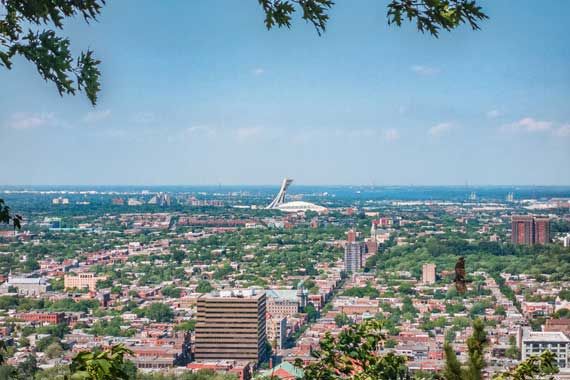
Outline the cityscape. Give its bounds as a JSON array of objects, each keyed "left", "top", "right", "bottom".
[
  {"left": 0, "top": 182, "right": 569, "bottom": 379},
  {"left": 1, "top": 0, "right": 570, "bottom": 379}
]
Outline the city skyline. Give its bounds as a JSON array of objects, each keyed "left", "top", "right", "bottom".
[{"left": 1, "top": 0, "right": 569, "bottom": 186}]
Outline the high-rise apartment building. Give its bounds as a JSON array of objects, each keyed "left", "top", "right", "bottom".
[
  {"left": 511, "top": 215, "right": 550, "bottom": 245},
  {"left": 533, "top": 217, "right": 551, "bottom": 245},
  {"left": 195, "top": 290, "right": 267, "bottom": 363},
  {"left": 422, "top": 263, "right": 436, "bottom": 284},
  {"left": 266, "top": 316, "right": 287, "bottom": 350},
  {"left": 344, "top": 242, "right": 365, "bottom": 273},
  {"left": 512, "top": 215, "right": 534, "bottom": 245}
]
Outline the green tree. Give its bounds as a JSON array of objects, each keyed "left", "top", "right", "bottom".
[
  {"left": 334, "top": 312, "right": 350, "bottom": 327},
  {"left": 17, "top": 354, "right": 39, "bottom": 379},
  {"left": 36, "top": 336, "right": 60, "bottom": 352},
  {"left": 495, "top": 305, "right": 506, "bottom": 316},
  {"left": 443, "top": 342, "right": 462, "bottom": 380},
  {"left": 196, "top": 280, "right": 214, "bottom": 294},
  {"left": 0, "top": 0, "right": 104, "bottom": 105},
  {"left": 260, "top": 0, "right": 487, "bottom": 37},
  {"left": 492, "top": 350, "right": 558, "bottom": 380},
  {"left": 304, "top": 303, "right": 318, "bottom": 322},
  {"left": 174, "top": 320, "right": 196, "bottom": 332},
  {"left": 297, "top": 319, "right": 409, "bottom": 379},
  {"left": 443, "top": 319, "right": 488, "bottom": 380},
  {"left": 0, "top": 365, "right": 17, "bottom": 379},
  {"left": 553, "top": 308, "right": 570, "bottom": 319},
  {"left": 34, "top": 365, "right": 70, "bottom": 380},
  {"left": 67, "top": 344, "right": 133, "bottom": 380},
  {"left": 0, "top": 340, "right": 7, "bottom": 365},
  {"left": 466, "top": 318, "right": 487, "bottom": 380},
  {"left": 161, "top": 285, "right": 182, "bottom": 298},
  {"left": 0, "top": 199, "right": 22, "bottom": 230},
  {"left": 45, "top": 342, "right": 64, "bottom": 359},
  {"left": 505, "top": 335, "right": 520, "bottom": 360},
  {"left": 142, "top": 303, "right": 174, "bottom": 323}
]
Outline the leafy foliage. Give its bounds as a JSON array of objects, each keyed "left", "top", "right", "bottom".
[
  {"left": 0, "top": 0, "right": 104, "bottom": 105},
  {"left": 442, "top": 319, "right": 556, "bottom": 380},
  {"left": 196, "top": 280, "right": 214, "bottom": 294},
  {"left": 140, "top": 302, "right": 174, "bottom": 323},
  {"left": 387, "top": 0, "right": 488, "bottom": 37},
  {"left": 258, "top": 0, "right": 486, "bottom": 37},
  {"left": 297, "top": 319, "right": 410, "bottom": 379},
  {"left": 492, "top": 351, "right": 558, "bottom": 380},
  {"left": 0, "top": 340, "right": 7, "bottom": 365},
  {"left": 258, "top": 0, "right": 334, "bottom": 36},
  {"left": 334, "top": 312, "right": 351, "bottom": 327},
  {"left": 442, "top": 319, "right": 488, "bottom": 380},
  {"left": 443, "top": 342, "right": 462, "bottom": 380},
  {"left": 342, "top": 283, "right": 380, "bottom": 298},
  {"left": 68, "top": 344, "right": 133, "bottom": 380},
  {"left": 465, "top": 318, "right": 487, "bottom": 380}
]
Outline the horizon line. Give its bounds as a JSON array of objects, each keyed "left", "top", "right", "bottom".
[{"left": 1, "top": 184, "right": 570, "bottom": 188}]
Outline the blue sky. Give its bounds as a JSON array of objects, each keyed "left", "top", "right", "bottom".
[{"left": 1, "top": 0, "right": 569, "bottom": 186}]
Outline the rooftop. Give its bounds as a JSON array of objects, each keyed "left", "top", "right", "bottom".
[{"left": 522, "top": 329, "right": 570, "bottom": 343}]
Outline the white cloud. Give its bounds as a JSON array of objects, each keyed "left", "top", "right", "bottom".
[
  {"left": 185, "top": 125, "right": 217, "bottom": 137},
  {"left": 83, "top": 109, "right": 111, "bottom": 123},
  {"left": 235, "top": 127, "right": 263, "bottom": 141},
  {"left": 553, "top": 124, "right": 570, "bottom": 137},
  {"left": 429, "top": 122, "right": 454, "bottom": 136},
  {"left": 486, "top": 109, "right": 502, "bottom": 119},
  {"left": 383, "top": 129, "right": 400, "bottom": 142},
  {"left": 502, "top": 117, "right": 552, "bottom": 133},
  {"left": 131, "top": 112, "right": 156, "bottom": 124},
  {"left": 410, "top": 65, "right": 440, "bottom": 76},
  {"left": 6, "top": 112, "right": 56, "bottom": 129},
  {"left": 95, "top": 129, "right": 127, "bottom": 138},
  {"left": 251, "top": 68, "right": 265, "bottom": 76}
]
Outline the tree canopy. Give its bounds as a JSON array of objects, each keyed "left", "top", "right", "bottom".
[
  {"left": 0, "top": 0, "right": 104, "bottom": 105},
  {"left": 0, "top": 199, "right": 22, "bottom": 230},
  {"left": 260, "top": 0, "right": 487, "bottom": 37},
  {"left": 293, "top": 318, "right": 558, "bottom": 380}
]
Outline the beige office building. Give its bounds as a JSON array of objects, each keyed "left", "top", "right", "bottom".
[
  {"left": 64, "top": 273, "right": 106, "bottom": 291},
  {"left": 195, "top": 290, "right": 267, "bottom": 362}
]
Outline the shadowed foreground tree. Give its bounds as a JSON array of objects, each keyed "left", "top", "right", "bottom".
[
  {"left": 292, "top": 318, "right": 558, "bottom": 380},
  {"left": 55, "top": 320, "right": 558, "bottom": 380},
  {"left": 1, "top": 0, "right": 488, "bottom": 106},
  {"left": 295, "top": 319, "right": 410, "bottom": 379},
  {"left": 66, "top": 344, "right": 133, "bottom": 380},
  {"left": 492, "top": 351, "right": 558, "bottom": 380},
  {"left": 442, "top": 318, "right": 488, "bottom": 380},
  {"left": 0, "top": 199, "right": 22, "bottom": 230},
  {"left": 443, "top": 319, "right": 559, "bottom": 380}
]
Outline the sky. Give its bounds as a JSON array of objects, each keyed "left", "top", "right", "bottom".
[{"left": 1, "top": 0, "right": 569, "bottom": 186}]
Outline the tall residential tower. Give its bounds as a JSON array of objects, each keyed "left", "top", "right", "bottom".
[{"left": 511, "top": 215, "right": 550, "bottom": 245}]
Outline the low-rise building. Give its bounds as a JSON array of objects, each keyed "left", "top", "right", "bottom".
[
  {"left": 521, "top": 328, "right": 570, "bottom": 369},
  {"left": 64, "top": 273, "right": 107, "bottom": 292},
  {"left": 0, "top": 275, "right": 49, "bottom": 296}
]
